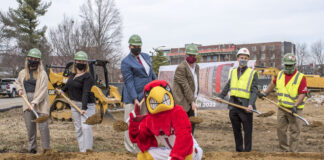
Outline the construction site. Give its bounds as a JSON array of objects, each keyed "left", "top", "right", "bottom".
[
  {"left": 0, "top": 92, "right": 323, "bottom": 159},
  {"left": 1, "top": 0, "right": 324, "bottom": 160}
]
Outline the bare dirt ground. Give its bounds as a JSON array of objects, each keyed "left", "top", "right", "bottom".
[{"left": 0, "top": 94, "right": 324, "bottom": 160}]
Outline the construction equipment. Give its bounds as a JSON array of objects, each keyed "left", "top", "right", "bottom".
[
  {"left": 57, "top": 90, "right": 101, "bottom": 125},
  {"left": 210, "top": 97, "right": 262, "bottom": 115},
  {"left": 47, "top": 60, "right": 122, "bottom": 122},
  {"left": 263, "top": 97, "right": 309, "bottom": 125},
  {"left": 21, "top": 95, "right": 49, "bottom": 123}
]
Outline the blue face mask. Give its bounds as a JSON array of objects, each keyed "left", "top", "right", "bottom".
[{"left": 239, "top": 59, "right": 247, "bottom": 67}]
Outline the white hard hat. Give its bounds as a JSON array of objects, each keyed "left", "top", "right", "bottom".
[{"left": 237, "top": 48, "right": 250, "bottom": 57}]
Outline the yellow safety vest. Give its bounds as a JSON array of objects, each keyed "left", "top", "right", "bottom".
[
  {"left": 230, "top": 68, "right": 256, "bottom": 99},
  {"left": 276, "top": 71, "right": 306, "bottom": 109}
]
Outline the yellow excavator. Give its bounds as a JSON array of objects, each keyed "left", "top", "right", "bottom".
[{"left": 47, "top": 60, "right": 122, "bottom": 121}]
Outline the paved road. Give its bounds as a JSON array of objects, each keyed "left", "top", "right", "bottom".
[{"left": 0, "top": 96, "right": 23, "bottom": 110}]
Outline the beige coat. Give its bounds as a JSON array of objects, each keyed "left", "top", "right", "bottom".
[
  {"left": 14, "top": 67, "right": 50, "bottom": 115},
  {"left": 172, "top": 61, "right": 200, "bottom": 112}
]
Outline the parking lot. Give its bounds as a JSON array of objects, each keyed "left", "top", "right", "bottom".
[{"left": 0, "top": 96, "right": 22, "bottom": 111}]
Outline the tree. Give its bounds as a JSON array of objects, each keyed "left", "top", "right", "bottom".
[
  {"left": 80, "top": 0, "right": 122, "bottom": 61},
  {"left": 295, "top": 43, "right": 307, "bottom": 72},
  {"left": 0, "top": 0, "right": 51, "bottom": 64},
  {"left": 49, "top": 17, "right": 90, "bottom": 65},
  {"left": 152, "top": 49, "right": 169, "bottom": 77},
  {"left": 311, "top": 40, "right": 324, "bottom": 75}
]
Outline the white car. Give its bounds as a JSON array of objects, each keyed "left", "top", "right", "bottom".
[{"left": 0, "top": 78, "right": 17, "bottom": 98}]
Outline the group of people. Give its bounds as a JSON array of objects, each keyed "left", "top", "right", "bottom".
[
  {"left": 14, "top": 34, "right": 307, "bottom": 159},
  {"left": 15, "top": 49, "right": 96, "bottom": 153}
]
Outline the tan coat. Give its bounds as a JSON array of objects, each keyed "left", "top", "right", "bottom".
[
  {"left": 14, "top": 67, "right": 50, "bottom": 115},
  {"left": 172, "top": 61, "right": 200, "bottom": 112}
]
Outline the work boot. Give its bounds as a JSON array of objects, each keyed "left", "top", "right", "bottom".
[{"left": 29, "top": 149, "right": 37, "bottom": 154}]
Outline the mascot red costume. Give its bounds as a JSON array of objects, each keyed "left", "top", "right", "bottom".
[{"left": 128, "top": 80, "right": 202, "bottom": 160}]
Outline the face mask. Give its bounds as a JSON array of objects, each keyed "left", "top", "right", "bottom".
[
  {"left": 28, "top": 60, "right": 40, "bottom": 68},
  {"left": 284, "top": 65, "right": 295, "bottom": 75},
  {"left": 239, "top": 59, "right": 248, "bottom": 67},
  {"left": 131, "top": 48, "right": 141, "bottom": 56},
  {"left": 186, "top": 56, "right": 197, "bottom": 64},
  {"left": 76, "top": 63, "right": 86, "bottom": 70}
]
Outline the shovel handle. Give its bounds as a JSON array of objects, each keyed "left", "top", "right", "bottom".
[
  {"left": 56, "top": 89, "right": 84, "bottom": 115},
  {"left": 21, "top": 95, "right": 39, "bottom": 118},
  {"left": 263, "top": 97, "right": 309, "bottom": 125},
  {"left": 210, "top": 97, "right": 261, "bottom": 114}
]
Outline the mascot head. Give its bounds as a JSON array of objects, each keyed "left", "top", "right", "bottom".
[{"left": 143, "top": 80, "right": 175, "bottom": 114}]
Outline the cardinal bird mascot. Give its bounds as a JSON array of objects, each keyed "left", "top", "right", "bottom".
[{"left": 128, "top": 80, "right": 203, "bottom": 160}]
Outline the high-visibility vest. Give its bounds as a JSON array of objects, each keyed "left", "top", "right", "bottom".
[
  {"left": 230, "top": 68, "right": 256, "bottom": 99},
  {"left": 276, "top": 71, "right": 306, "bottom": 109}
]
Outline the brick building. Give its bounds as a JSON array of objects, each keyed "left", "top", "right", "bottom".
[{"left": 164, "top": 41, "right": 295, "bottom": 69}]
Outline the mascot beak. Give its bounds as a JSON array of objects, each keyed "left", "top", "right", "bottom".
[{"left": 146, "top": 86, "right": 174, "bottom": 114}]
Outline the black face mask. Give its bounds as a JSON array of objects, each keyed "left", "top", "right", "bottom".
[
  {"left": 131, "top": 48, "right": 141, "bottom": 56},
  {"left": 76, "top": 63, "right": 86, "bottom": 70},
  {"left": 28, "top": 60, "right": 40, "bottom": 68}
]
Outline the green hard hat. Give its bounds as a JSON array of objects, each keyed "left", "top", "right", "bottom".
[
  {"left": 283, "top": 53, "right": 296, "bottom": 65},
  {"left": 185, "top": 44, "right": 199, "bottom": 55},
  {"left": 128, "top": 34, "right": 142, "bottom": 46},
  {"left": 74, "top": 51, "right": 88, "bottom": 61},
  {"left": 27, "top": 48, "right": 42, "bottom": 59}
]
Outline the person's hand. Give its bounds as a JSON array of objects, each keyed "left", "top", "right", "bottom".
[
  {"left": 215, "top": 97, "right": 222, "bottom": 103},
  {"left": 18, "top": 89, "right": 23, "bottom": 96},
  {"left": 257, "top": 92, "right": 267, "bottom": 99},
  {"left": 56, "top": 89, "right": 63, "bottom": 96},
  {"left": 192, "top": 102, "right": 198, "bottom": 110},
  {"left": 81, "top": 110, "right": 86, "bottom": 115},
  {"left": 29, "top": 103, "right": 35, "bottom": 110},
  {"left": 246, "top": 105, "right": 253, "bottom": 113},
  {"left": 291, "top": 106, "right": 297, "bottom": 115}
]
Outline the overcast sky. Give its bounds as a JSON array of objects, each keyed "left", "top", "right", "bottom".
[{"left": 1, "top": 0, "right": 323, "bottom": 55}]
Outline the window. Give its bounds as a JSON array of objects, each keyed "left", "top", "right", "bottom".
[
  {"left": 207, "top": 56, "right": 211, "bottom": 62},
  {"left": 261, "top": 62, "right": 265, "bottom": 67},
  {"left": 252, "top": 46, "right": 257, "bottom": 51},
  {"left": 252, "top": 55, "right": 257, "bottom": 60},
  {"left": 270, "top": 62, "right": 275, "bottom": 67},
  {"left": 207, "top": 48, "right": 211, "bottom": 50},
  {"left": 199, "top": 48, "right": 203, "bottom": 51},
  {"left": 213, "top": 56, "right": 217, "bottom": 61},
  {"left": 269, "top": 45, "right": 275, "bottom": 51},
  {"left": 261, "top": 54, "right": 265, "bottom": 59},
  {"left": 271, "top": 54, "right": 275, "bottom": 59},
  {"left": 261, "top": 46, "right": 266, "bottom": 51}
]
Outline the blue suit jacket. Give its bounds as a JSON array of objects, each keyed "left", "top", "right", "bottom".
[{"left": 121, "top": 52, "right": 156, "bottom": 103}]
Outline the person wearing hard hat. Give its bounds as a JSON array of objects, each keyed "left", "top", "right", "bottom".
[
  {"left": 14, "top": 48, "right": 50, "bottom": 154},
  {"left": 258, "top": 53, "right": 307, "bottom": 152},
  {"left": 172, "top": 43, "right": 200, "bottom": 135},
  {"left": 215, "top": 48, "right": 259, "bottom": 152},
  {"left": 121, "top": 34, "right": 156, "bottom": 153},
  {"left": 57, "top": 51, "right": 96, "bottom": 152}
]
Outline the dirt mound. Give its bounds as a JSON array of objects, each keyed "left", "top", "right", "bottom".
[
  {"left": 190, "top": 116, "right": 203, "bottom": 124},
  {"left": 204, "top": 152, "right": 324, "bottom": 160},
  {"left": 257, "top": 110, "right": 275, "bottom": 117},
  {"left": 308, "top": 121, "right": 323, "bottom": 128},
  {"left": 1, "top": 152, "right": 324, "bottom": 160},
  {"left": 85, "top": 113, "right": 101, "bottom": 125},
  {"left": 113, "top": 120, "right": 128, "bottom": 132}
]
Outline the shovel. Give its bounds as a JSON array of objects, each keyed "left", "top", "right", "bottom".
[
  {"left": 189, "top": 108, "right": 203, "bottom": 124},
  {"left": 263, "top": 97, "right": 309, "bottom": 125},
  {"left": 57, "top": 89, "right": 101, "bottom": 125},
  {"left": 210, "top": 97, "right": 263, "bottom": 115},
  {"left": 113, "top": 99, "right": 145, "bottom": 132},
  {"left": 21, "top": 95, "right": 49, "bottom": 123}
]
